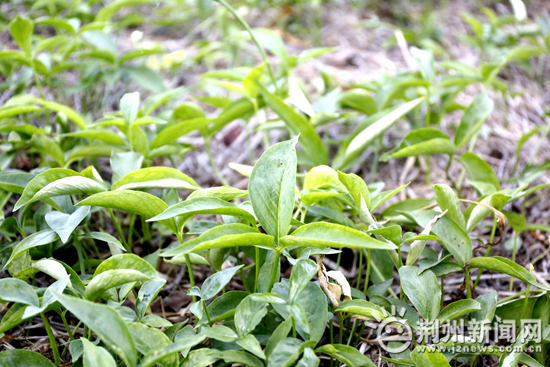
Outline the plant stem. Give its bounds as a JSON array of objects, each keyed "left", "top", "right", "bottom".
[
  {"left": 41, "top": 313, "right": 60, "bottom": 367},
  {"left": 363, "top": 249, "right": 371, "bottom": 294},
  {"left": 356, "top": 250, "right": 363, "bottom": 290},
  {"left": 203, "top": 301, "right": 212, "bottom": 326},
  {"left": 338, "top": 313, "right": 344, "bottom": 344},
  {"left": 108, "top": 208, "right": 129, "bottom": 251},
  {"left": 177, "top": 233, "right": 197, "bottom": 302},
  {"left": 510, "top": 231, "right": 518, "bottom": 292},
  {"left": 292, "top": 317, "right": 297, "bottom": 338},
  {"left": 254, "top": 247, "right": 260, "bottom": 293},
  {"left": 214, "top": 0, "right": 279, "bottom": 94},
  {"left": 464, "top": 268, "right": 472, "bottom": 299},
  {"left": 473, "top": 217, "right": 498, "bottom": 288},
  {"left": 267, "top": 251, "right": 281, "bottom": 292},
  {"left": 58, "top": 310, "right": 74, "bottom": 341},
  {"left": 204, "top": 138, "right": 229, "bottom": 185}
]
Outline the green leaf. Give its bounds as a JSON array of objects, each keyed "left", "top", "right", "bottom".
[
  {"left": 436, "top": 299, "right": 481, "bottom": 324},
  {"left": 502, "top": 210, "right": 526, "bottom": 232},
  {"left": 454, "top": 93, "right": 494, "bottom": 148},
  {"left": 128, "top": 125, "right": 149, "bottom": 157},
  {"left": 335, "top": 300, "right": 387, "bottom": 321},
  {"left": 370, "top": 184, "right": 409, "bottom": 211},
  {"left": 315, "top": 344, "right": 376, "bottom": 367},
  {"left": 206, "top": 291, "right": 249, "bottom": 323},
  {"left": 266, "top": 318, "right": 293, "bottom": 357},
  {"left": 9, "top": 16, "right": 33, "bottom": 56},
  {"left": 272, "top": 280, "right": 328, "bottom": 342},
  {"left": 337, "top": 97, "right": 425, "bottom": 169},
  {"left": 0, "top": 278, "right": 39, "bottom": 307},
  {"left": 149, "top": 117, "right": 211, "bottom": 149},
  {"left": 161, "top": 224, "right": 274, "bottom": 258},
  {"left": 460, "top": 152, "right": 500, "bottom": 191},
  {"left": 0, "top": 350, "right": 55, "bottom": 367},
  {"left": 433, "top": 184, "right": 466, "bottom": 229},
  {"left": 136, "top": 279, "right": 166, "bottom": 320},
  {"left": 200, "top": 265, "right": 244, "bottom": 300},
  {"left": 0, "top": 171, "right": 35, "bottom": 194},
  {"left": 85, "top": 269, "right": 150, "bottom": 300},
  {"left": 249, "top": 138, "right": 298, "bottom": 244},
  {"left": 126, "top": 323, "right": 177, "bottom": 367},
  {"left": 187, "top": 186, "right": 248, "bottom": 201},
  {"left": 112, "top": 167, "right": 200, "bottom": 191},
  {"left": 237, "top": 334, "right": 265, "bottom": 360},
  {"left": 296, "top": 348, "right": 320, "bottom": 367},
  {"left": 288, "top": 259, "right": 318, "bottom": 303},
  {"left": 51, "top": 290, "right": 137, "bottom": 367},
  {"left": 268, "top": 338, "right": 316, "bottom": 367},
  {"left": 94, "top": 254, "right": 158, "bottom": 278},
  {"left": 62, "top": 130, "right": 125, "bottom": 145},
  {"left": 258, "top": 84, "right": 327, "bottom": 165},
  {"left": 402, "top": 210, "right": 472, "bottom": 266},
  {"left": 381, "top": 128, "right": 456, "bottom": 161},
  {"left": 81, "top": 338, "right": 117, "bottom": 367},
  {"left": 337, "top": 171, "right": 370, "bottom": 210},
  {"left": 139, "top": 331, "right": 206, "bottom": 367},
  {"left": 5, "top": 229, "right": 58, "bottom": 267},
  {"left": 30, "top": 134, "right": 65, "bottom": 166},
  {"left": 410, "top": 47, "right": 435, "bottom": 82},
  {"left": 234, "top": 295, "right": 268, "bottom": 338},
  {"left": 77, "top": 190, "right": 177, "bottom": 233},
  {"left": 45, "top": 206, "right": 90, "bottom": 243},
  {"left": 410, "top": 347, "right": 451, "bottom": 367},
  {"left": 506, "top": 46, "right": 546, "bottom": 63},
  {"left": 85, "top": 232, "right": 126, "bottom": 253},
  {"left": 399, "top": 266, "right": 441, "bottom": 321},
  {"left": 280, "top": 222, "right": 397, "bottom": 250},
  {"left": 469, "top": 257, "right": 550, "bottom": 291},
  {"left": 339, "top": 89, "right": 377, "bottom": 115},
  {"left": 14, "top": 169, "right": 106, "bottom": 211},
  {"left": 39, "top": 100, "right": 87, "bottom": 129},
  {"left": 148, "top": 197, "right": 256, "bottom": 227},
  {"left": 121, "top": 92, "right": 140, "bottom": 124},
  {"left": 200, "top": 324, "right": 238, "bottom": 342}
]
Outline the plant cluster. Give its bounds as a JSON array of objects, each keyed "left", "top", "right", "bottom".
[{"left": 0, "top": 0, "right": 549, "bottom": 366}]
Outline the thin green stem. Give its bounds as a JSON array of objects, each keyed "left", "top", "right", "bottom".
[
  {"left": 254, "top": 247, "right": 260, "bottom": 293},
  {"left": 473, "top": 216, "right": 498, "bottom": 288},
  {"left": 356, "top": 250, "right": 363, "bottom": 290},
  {"left": 363, "top": 249, "right": 371, "bottom": 294},
  {"left": 57, "top": 310, "right": 74, "bottom": 341},
  {"left": 108, "top": 208, "right": 128, "bottom": 251},
  {"left": 177, "top": 233, "right": 196, "bottom": 302},
  {"left": 465, "top": 269, "right": 472, "bottom": 299},
  {"left": 338, "top": 313, "right": 344, "bottom": 344},
  {"left": 214, "top": 0, "right": 279, "bottom": 94},
  {"left": 203, "top": 301, "right": 212, "bottom": 326},
  {"left": 41, "top": 313, "right": 60, "bottom": 367},
  {"left": 267, "top": 251, "right": 281, "bottom": 292},
  {"left": 510, "top": 232, "right": 518, "bottom": 292},
  {"left": 204, "top": 138, "right": 228, "bottom": 185},
  {"left": 292, "top": 317, "right": 297, "bottom": 339}
]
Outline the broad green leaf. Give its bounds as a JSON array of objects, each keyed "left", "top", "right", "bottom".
[
  {"left": 266, "top": 318, "right": 294, "bottom": 357},
  {"left": 465, "top": 192, "right": 509, "bottom": 233},
  {"left": 66, "top": 146, "right": 122, "bottom": 166},
  {"left": 39, "top": 100, "right": 86, "bottom": 129},
  {"left": 460, "top": 152, "right": 500, "bottom": 191},
  {"left": 236, "top": 334, "right": 265, "bottom": 360},
  {"left": 258, "top": 84, "right": 327, "bottom": 165},
  {"left": 10, "top": 16, "right": 33, "bottom": 56},
  {"left": 14, "top": 169, "right": 106, "bottom": 211},
  {"left": 335, "top": 300, "right": 387, "bottom": 321},
  {"left": 162, "top": 224, "right": 274, "bottom": 258},
  {"left": 52, "top": 290, "right": 137, "bottom": 367},
  {"left": 62, "top": 130, "right": 125, "bottom": 145},
  {"left": 0, "top": 350, "right": 55, "bottom": 367},
  {"left": 272, "top": 279, "right": 328, "bottom": 342},
  {"left": 339, "top": 89, "right": 377, "bottom": 115},
  {"left": 242, "top": 62, "right": 265, "bottom": 97},
  {"left": 30, "top": 134, "right": 64, "bottom": 166},
  {"left": 0, "top": 171, "right": 35, "bottom": 194},
  {"left": 85, "top": 269, "right": 150, "bottom": 300},
  {"left": 77, "top": 190, "right": 176, "bottom": 233},
  {"left": 370, "top": 184, "right": 409, "bottom": 211},
  {"left": 126, "top": 323, "right": 177, "bottom": 367},
  {"left": 469, "top": 257, "right": 550, "bottom": 291},
  {"left": 433, "top": 184, "right": 465, "bottom": 229},
  {"left": 234, "top": 295, "right": 268, "bottom": 337},
  {"left": 288, "top": 259, "right": 318, "bottom": 303},
  {"left": 502, "top": 210, "right": 526, "bottom": 232},
  {"left": 268, "top": 338, "right": 316, "bottom": 367},
  {"left": 0, "top": 278, "right": 39, "bottom": 307},
  {"left": 506, "top": 46, "right": 546, "bottom": 63},
  {"left": 410, "top": 347, "right": 451, "bottom": 367},
  {"left": 200, "top": 265, "right": 244, "bottom": 300},
  {"left": 45, "top": 206, "right": 90, "bottom": 243},
  {"left": 149, "top": 117, "right": 211, "bottom": 149},
  {"left": 148, "top": 197, "right": 256, "bottom": 227},
  {"left": 337, "top": 171, "right": 370, "bottom": 209},
  {"left": 454, "top": 93, "right": 494, "bottom": 148},
  {"left": 112, "top": 167, "right": 199, "bottom": 191},
  {"left": 32, "top": 259, "right": 69, "bottom": 281},
  {"left": 5, "top": 229, "right": 58, "bottom": 267},
  {"left": 82, "top": 338, "right": 117, "bottom": 367},
  {"left": 249, "top": 138, "right": 298, "bottom": 244},
  {"left": 411, "top": 47, "right": 435, "bottom": 82},
  {"left": 128, "top": 125, "right": 149, "bottom": 156},
  {"left": 188, "top": 186, "right": 248, "bottom": 201},
  {"left": 304, "top": 165, "right": 345, "bottom": 191},
  {"left": 85, "top": 232, "right": 126, "bottom": 253},
  {"left": 399, "top": 266, "right": 441, "bottom": 321},
  {"left": 296, "top": 348, "right": 320, "bottom": 367},
  {"left": 280, "top": 222, "right": 397, "bottom": 250},
  {"left": 136, "top": 279, "right": 166, "bottom": 320},
  {"left": 472, "top": 290, "right": 498, "bottom": 323},
  {"left": 200, "top": 324, "right": 238, "bottom": 342},
  {"left": 121, "top": 92, "right": 140, "bottom": 124},
  {"left": 381, "top": 128, "right": 456, "bottom": 161},
  {"left": 300, "top": 190, "right": 342, "bottom": 208},
  {"left": 0, "top": 105, "right": 41, "bottom": 120},
  {"left": 206, "top": 291, "right": 249, "bottom": 323},
  {"left": 338, "top": 97, "right": 425, "bottom": 169},
  {"left": 94, "top": 254, "right": 158, "bottom": 278},
  {"left": 139, "top": 331, "right": 206, "bottom": 367},
  {"left": 402, "top": 210, "right": 472, "bottom": 266},
  {"left": 436, "top": 299, "right": 481, "bottom": 324},
  {"left": 315, "top": 344, "right": 376, "bottom": 367}
]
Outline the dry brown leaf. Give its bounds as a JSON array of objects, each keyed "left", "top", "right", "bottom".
[{"left": 317, "top": 255, "right": 352, "bottom": 307}]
